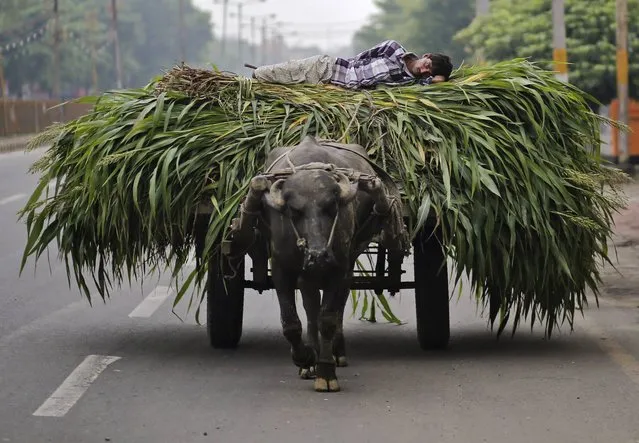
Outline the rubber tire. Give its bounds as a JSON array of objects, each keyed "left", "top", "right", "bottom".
[
  {"left": 207, "top": 254, "right": 245, "bottom": 349},
  {"left": 413, "top": 224, "right": 450, "bottom": 350}
]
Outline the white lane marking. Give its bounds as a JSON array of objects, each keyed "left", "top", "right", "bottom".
[
  {"left": 128, "top": 286, "right": 173, "bottom": 318},
  {"left": 33, "top": 355, "right": 121, "bottom": 417},
  {"left": 0, "top": 193, "right": 26, "bottom": 206}
]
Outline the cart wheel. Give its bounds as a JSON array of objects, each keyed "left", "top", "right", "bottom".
[
  {"left": 207, "top": 253, "right": 245, "bottom": 349},
  {"left": 413, "top": 224, "right": 450, "bottom": 350}
]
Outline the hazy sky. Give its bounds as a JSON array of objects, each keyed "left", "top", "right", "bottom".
[{"left": 192, "top": 0, "right": 378, "bottom": 50}]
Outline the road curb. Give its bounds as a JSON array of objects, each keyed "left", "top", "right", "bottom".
[{"left": 0, "top": 135, "right": 36, "bottom": 154}]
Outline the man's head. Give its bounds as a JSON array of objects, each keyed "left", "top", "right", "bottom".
[{"left": 408, "top": 53, "right": 453, "bottom": 80}]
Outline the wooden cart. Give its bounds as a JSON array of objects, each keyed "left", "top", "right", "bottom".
[{"left": 194, "top": 210, "right": 450, "bottom": 351}]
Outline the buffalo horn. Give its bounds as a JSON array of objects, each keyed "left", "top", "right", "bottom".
[{"left": 265, "top": 178, "right": 287, "bottom": 210}]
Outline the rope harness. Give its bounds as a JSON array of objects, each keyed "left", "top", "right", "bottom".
[
  {"left": 265, "top": 158, "right": 376, "bottom": 255},
  {"left": 286, "top": 204, "right": 340, "bottom": 253}
]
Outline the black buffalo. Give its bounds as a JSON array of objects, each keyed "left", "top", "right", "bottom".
[{"left": 233, "top": 136, "right": 407, "bottom": 392}]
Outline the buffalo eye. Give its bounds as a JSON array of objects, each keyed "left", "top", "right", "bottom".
[
  {"left": 320, "top": 197, "right": 338, "bottom": 216},
  {"left": 322, "top": 204, "right": 337, "bottom": 217}
]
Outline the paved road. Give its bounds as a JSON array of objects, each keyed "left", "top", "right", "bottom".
[{"left": 1, "top": 149, "right": 639, "bottom": 443}]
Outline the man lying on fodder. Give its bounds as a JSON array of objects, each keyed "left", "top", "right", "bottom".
[{"left": 249, "top": 40, "right": 453, "bottom": 89}]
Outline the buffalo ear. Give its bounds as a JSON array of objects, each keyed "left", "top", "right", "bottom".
[
  {"left": 264, "top": 178, "right": 286, "bottom": 211},
  {"left": 335, "top": 172, "right": 358, "bottom": 204}
]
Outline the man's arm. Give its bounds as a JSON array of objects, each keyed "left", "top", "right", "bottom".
[
  {"left": 351, "top": 40, "right": 405, "bottom": 62},
  {"left": 337, "top": 60, "right": 413, "bottom": 89}
]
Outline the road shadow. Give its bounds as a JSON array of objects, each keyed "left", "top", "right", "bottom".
[{"left": 107, "top": 320, "right": 599, "bottom": 366}]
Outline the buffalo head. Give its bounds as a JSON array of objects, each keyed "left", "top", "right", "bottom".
[{"left": 248, "top": 166, "right": 384, "bottom": 274}]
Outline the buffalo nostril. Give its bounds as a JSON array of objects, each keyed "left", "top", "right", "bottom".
[
  {"left": 303, "top": 249, "right": 326, "bottom": 270},
  {"left": 302, "top": 249, "right": 335, "bottom": 271},
  {"left": 306, "top": 256, "right": 316, "bottom": 267}
]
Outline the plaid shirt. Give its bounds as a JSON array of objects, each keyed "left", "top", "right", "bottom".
[{"left": 330, "top": 40, "right": 432, "bottom": 89}]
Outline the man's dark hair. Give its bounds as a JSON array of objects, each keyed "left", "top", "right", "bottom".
[{"left": 430, "top": 53, "right": 453, "bottom": 80}]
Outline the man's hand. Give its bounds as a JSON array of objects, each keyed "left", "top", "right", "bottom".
[{"left": 431, "top": 75, "right": 447, "bottom": 83}]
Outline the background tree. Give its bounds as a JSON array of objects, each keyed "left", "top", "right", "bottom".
[
  {"left": 352, "top": 0, "right": 474, "bottom": 69},
  {"left": 0, "top": 0, "right": 53, "bottom": 96},
  {"left": 0, "top": 0, "right": 214, "bottom": 97},
  {"left": 455, "top": 0, "right": 639, "bottom": 103},
  {"left": 126, "top": 0, "right": 214, "bottom": 87}
]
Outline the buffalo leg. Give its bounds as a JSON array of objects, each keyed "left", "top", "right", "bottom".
[
  {"left": 332, "top": 287, "right": 349, "bottom": 367},
  {"left": 272, "top": 265, "right": 316, "bottom": 372},
  {"left": 314, "top": 283, "right": 347, "bottom": 392},
  {"left": 299, "top": 280, "right": 321, "bottom": 379}
]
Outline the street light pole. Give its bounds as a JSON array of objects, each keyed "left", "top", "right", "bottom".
[
  {"left": 0, "top": 52, "right": 6, "bottom": 136},
  {"left": 0, "top": 53, "right": 5, "bottom": 99},
  {"left": 238, "top": 3, "right": 243, "bottom": 64},
  {"left": 250, "top": 16, "right": 256, "bottom": 63},
  {"left": 231, "top": 12, "right": 275, "bottom": 64},
  {"left": 110, "top": 0, "right": 123, "bottom": 89},
  {"left": 179, "top": 0, "right": 186, "bottom": 62},
  {"left": 271, "top": 29, "right": 281, "bottom": 61},
  {"left": 475, "top": 0, "right": 489, "bottom": 63},
  {"left": 616, "top": 0, "right": 630, "bottom": 166},
  {"left": 219, "top": 0, "right": 266, "bottom": 62},
  {"left": 88, "top": 10, "right": 99, "bottom": 94},
  {"left": 221, "top": 0, "right": 229, "bottom": 58},
  {"left": 53, "top": 0, "right": 61, "bottom": 98},
  {"left": 551, "top": 0, "right": 568, "bottom": 82},
  {"left": 261, "top": 17, "right": 267, "bottom": 65}
]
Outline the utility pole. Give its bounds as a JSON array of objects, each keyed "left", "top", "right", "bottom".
[
  {"left": 237, "top": 3, "right": 243, "bottom": 65},
  {"left": 53, "top": 0, "right": 61, "bottom": 99},
  {"left": 0, "top": 52, "right": 9, "bottom": 137},
  {"left": 250, "top": 16, "right": 256, "bottom": 63},
  {"left": 551, "top": 0, "right": 568, "bottom": 82},
  {"left": 271, "top": 30, "right": 281, "bottom": 62},
  {"left": 475, "top": 0, "right": 489, "bottom": 63},
  {"left": 261, "top": 17, "right": 267, "bottom": 65},
  {"left": 221, "top": 0, "right": 229, "bottom": 58},
  {"left": 110, "top": 0, "right": 123, "bottom": 89},
  {"left": 0, "top": 52, "right": 6, "bottom": 98},
  {"left": 0, "top": 52, "right": 7, "bottom": 137},
  {"left": 88, "top": 11, "right": 99, "bottom": 94},
  {"left": 179, "top": 0, "right": 186, "bottom": 62},
  {"left": 616, "top": 0, "right": 630, "bottom": 166}
]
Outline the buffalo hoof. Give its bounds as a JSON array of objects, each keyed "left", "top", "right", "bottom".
[
  {"left": 314, "top": 377, "right": 340, "bottom": 392},
  {"left": 299, "top": 366, "right": 316, "bottom": 380},
  {"left": 334, "top": 356, "right": 348, "bottom": 367},
  {"left": 314, "top": 362, "right": 339, "bottom": 392}
]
